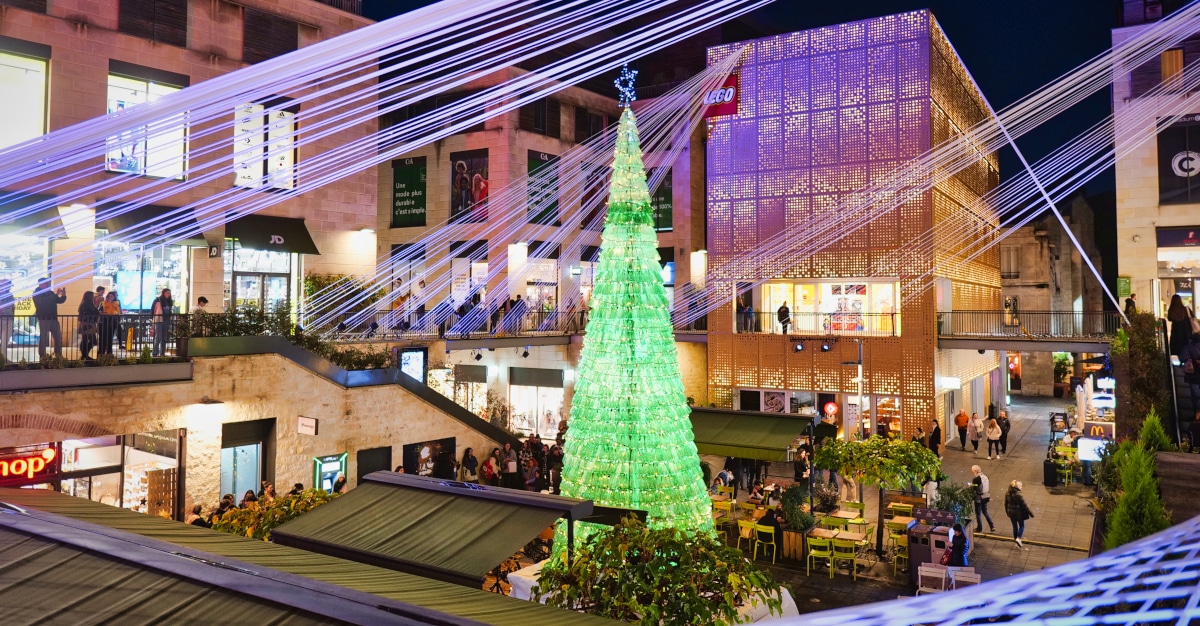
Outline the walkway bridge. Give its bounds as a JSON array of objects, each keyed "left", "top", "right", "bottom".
[{"left": 937, "top": 310, "right": 1121, "bottom": 353}]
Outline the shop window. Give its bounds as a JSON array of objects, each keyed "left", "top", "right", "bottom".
[
  {"left": 1162, "top": 48, "right": 1184, "bottom": 86},
  {"left": 94, "top": 238, "right": 190, "bottom": 312},
  {"left": 509, "top": 367, "right": 564, "bottom": 437},
  {"left": 519, "top": 98, "right": 560, "bottom": 138},
  {"left": 1000, "top": 246, "right": 1020, "bottom": 279},
  {"left": 389, "top": 243, "right": 426, "bottom": 313},
  {"left": 118, "top": 0, "right": 187, "bottom": 48},
  {"left": 0, "top": 48, "right": 47, "bottom": 150},
  {"left": 659, "top": 246, "right": 675, "bottom": 309},
  {"left": 233, "top": 99, "right": 298, "bottom": 190},
  {"left": 0, "top": 233, "right": 48, "bottom": 303},
  {"left": 106, "top": 70, "right": 188, "bottom": 179},
  {"left": 242, "top": 8, "right": 298, "bottom": 64},
  {"left": 756, "top": 279, "right": 901, "bottom": 336}
]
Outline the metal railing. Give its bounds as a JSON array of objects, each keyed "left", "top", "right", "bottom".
[
  {"left": 938, "top": 310, "right": 1121, "bottom": 340},
  {"left": 312, "top": 0, "right": 362, "bottom": 15},
  {"left": 0, "top": 314, "right": 182, "bottom": 364},
  {"left": 329, "top": 307, "right": 589, "bottom": 341},
  {"left": 733, "top": 312, "right": 901, "bottom": 337}
]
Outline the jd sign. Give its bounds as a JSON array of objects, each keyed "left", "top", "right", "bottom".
[{"left": 269, "top": 234, "right": 285, "bottom": 245}]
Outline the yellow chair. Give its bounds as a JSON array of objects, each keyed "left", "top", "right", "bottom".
[
  {"left": 717, "top": 485, "right": 736, "bottom": 498},
  {"left": 893, "top": 535, "right": 909, "bottom": 578},
  {"left": 753, "top": 524, "right": 778, "bottom": 564},
  {"left": 806, "top": 536, "right": 833, "bottom": 577},
  {"left": 856, "top": 525, "right": 877, "bottom": 565},
  {"left": 842, "top": 500, "right": 867, "bottom": 526},
  {"left": 820, "top": 516, "right": 850, "bottom": 530},
  {"left": 736, "top": 519, "right": 756, "bottom": 552},
  {"left": 832, "top": 539, "right": 860, "bottom": 580},
  {"left": 1056, "top": 459, "right": 1074, "bottom": 486},
  {"left": 739, "top": 501, "right": 758, "bottom": 519},
  {"left": 712, "top": 500, "right": 733, "bottom": 538},
  {"left": 889, "top": 503, "right": 914, "bottom": 518},
  {"left": 1055, "top": 446, "right": 1077, "bottom": 460}
]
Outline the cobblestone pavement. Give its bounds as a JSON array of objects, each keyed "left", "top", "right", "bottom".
[{"left": 710, "top": 396, "right": 1095, "bottom": 607}]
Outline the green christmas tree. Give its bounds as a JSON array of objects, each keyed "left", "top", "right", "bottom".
[{"left": 557, "top": 102, "right": 713, "bottom": 540}]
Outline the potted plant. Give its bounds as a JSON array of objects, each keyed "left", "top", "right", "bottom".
[{"left": 779, "top": 483, "right": 816, "bottom": 560}]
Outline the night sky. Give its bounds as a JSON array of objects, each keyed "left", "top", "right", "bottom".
[{"left": 365, "top": 0, "right": 1121, "bottom": 284}]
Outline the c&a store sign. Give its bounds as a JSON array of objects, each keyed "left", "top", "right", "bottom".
[{"left": 0, "top": 446, "right": 59, "bottom": 486}]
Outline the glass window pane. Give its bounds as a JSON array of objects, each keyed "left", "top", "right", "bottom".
[{"left": 0, "top": 52, "right": 47, "bottom": 149}]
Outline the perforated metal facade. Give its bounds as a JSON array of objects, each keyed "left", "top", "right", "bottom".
[{"left": 705, "top": 11, "right": 1000, "bottom": 435}]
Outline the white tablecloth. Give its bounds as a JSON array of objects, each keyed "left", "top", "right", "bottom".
[{"left": 508, "top": 560, "right": 799, "bottom": 621}]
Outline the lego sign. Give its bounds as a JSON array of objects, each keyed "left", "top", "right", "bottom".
[
  {"left": 703, "top": 74, "right": 739, "bottom": 117},
  {"left": 0, "top": 447, "right": 58, "bottom": 484}
]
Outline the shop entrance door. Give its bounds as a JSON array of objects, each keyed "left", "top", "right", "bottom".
[
  {"left": 233, "top": 272, "right": 290, "bottom": 311},
  {"left": 220, "top": 443, "right": 260, "bottom": 498}
]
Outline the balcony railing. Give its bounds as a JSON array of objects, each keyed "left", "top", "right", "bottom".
[
  {"left": 329, "top": 307, "right": 588, "bottom": 341},
  {"left": 734, "top": 312, "right": 901, "bottom": 337},
  {"left": 938, "top": 310, "right": 1122, "bottom": 340},
  {"left": 312, "top": 0, "right": 362, "bottom": 15},
  {"left": 1, "top": 313, "right": 182, "bottom": 364}
]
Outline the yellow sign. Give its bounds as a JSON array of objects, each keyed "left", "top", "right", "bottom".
[{"left": 13, "top": 298, "right": 33, "bottom": 316}]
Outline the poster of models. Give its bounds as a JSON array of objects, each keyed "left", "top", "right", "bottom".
[
  {"left": 580, "top": 162, "right": 610, "bottom": 231},
  {"left": 449, "top": 149, "right": 488, "bottom": 223},
  {"left": 402, "top": 437, "right": 456, "bottom": 478}
]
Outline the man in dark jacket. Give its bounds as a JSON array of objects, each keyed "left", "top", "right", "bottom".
[
  {"left": 32, "top": 278, "right": 66, "bottom": 359},
  {"left": 777, "top": 302, "right": 791, "bottom": 335},
  {"left": 997, "top": 411, "right": 1012, "bottom": 455}
]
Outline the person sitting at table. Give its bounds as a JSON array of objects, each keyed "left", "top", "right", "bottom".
[
  {"left": 1061, "top": 428, "right": 1080, "bottom": 448},
  {"left": 746, "top": 482, "right": 765, "bottom": 504},
  {"left": 758, "top": 505, "right": 784, "bottom": 549},
  {"left": 709, "top": 477, "right": 724, "bottom": 495}
]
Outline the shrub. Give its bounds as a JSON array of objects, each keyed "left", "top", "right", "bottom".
[
  {"left": 137, "top": 346, "right": 153, "bottom": 364},
  {"left": 211, "top": 488, "right": 338, "bottom": 541},
  {"left": 699, "top": 459, "right": 713, "bottom": 490},
  {"left": 780, "top": 484, "right": 815, "bottom": 531},
  {"left": 1103, "top": 444, "right": 1170, "bottom": 550},
  {"left": 533, "top": 516, "right": 782, "bottom": 625},
  {"left": 932, "top": 478, "right": 975, "bottom": 527},
  {"left": 1139, "top": 408, "right": 1174, "bottom": 452},
  {"left": 1053, "top": 352, "right": 1072, "bottom": 383},
  {"left": 811, "top": 478, "right": 840, "bottom": 514}
]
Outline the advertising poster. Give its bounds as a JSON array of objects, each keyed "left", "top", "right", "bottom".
[
  {"left": 580, "top": 162, "right": 610, "bottom": 231},
  {"left": 391, "top": 156, "right": 427, "bottom": 228},
  {"left": 1157, "top": 116, "right": 1200, "bottom": 205},
  {"left": 650, "top": 167, "right": 672, "bottom": 231},
  {"left": 399, "top": 347, "right": 427, "bottom": 384},
  {"left": 402, "top": 437, "right": 457, "bottom": 478},
  {"left": 527, "top": 150, "right": 559, "bottom": 225},
  {"left": 449, "top": 149, "right": 488, "bottom": 222}
]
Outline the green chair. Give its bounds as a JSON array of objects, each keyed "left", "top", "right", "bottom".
[
  {"left": 735, "top": 519, "right": 756, "bottom": 552},
  {"left": 893, "top": 534, "right": 909, "bottom": 578},
  {"left": 856, "top": 525, "right": 877, "bottom": 566},
  {"left": 842, "top": 500, "right": 868, "bottom": 526},
  {"left": 820, "top": 516, "right": 850, "bottom": 530},
  {"left": 889, "top": 502, "right": 914, "bottom": 518},
  {"left": 885, "top": 520, "right": 909, "bottom": 553},
  {"left": 712, "top": 500, "right": 734, "bottom": 540},
  {"left": 753, "top": 524, "right": 778, "bottom": 564},
  {"left": 832, "top": 539, "right": 860, "bottom": 580},
  {"left": 1056, "top": 459, "right": 1074, "bottom": 486},
  {"left": 806, "top": 537, "right": 833, "bottom": 577}
]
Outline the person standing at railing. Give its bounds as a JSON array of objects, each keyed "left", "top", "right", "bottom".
[
  {"left": 77, "top": 291, "right": 100, "bottom": 362},
  {"left": 32, "top": 278, "right": 66, "bottom": 360},
  {"left": 777, "top": 301, "right": 791, "bottom": 335},
  {"left": 0, "top": 279, "right": 13, "bottom": 363},
  {"left": 736, "top": 295, "right": 746, "bottom": 332},
  {"left": 99, "top": 291, "right": 122, "bottom": 356},
  {"left": 150, "top": 288, "right": 174, "bottom": 357}
]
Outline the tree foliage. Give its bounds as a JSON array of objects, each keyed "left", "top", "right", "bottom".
[
  {"left": 932, "top": 478, "right": 976, "bottom": 526},
  {"left": 813, "top": 436, "right": 942, "bottom": 490},
  {"left": 1114, "top": 312, "right": 1170, "bottom": 438},
  {"left": 779, "top": 484, "right": 816, "bottom": 532},
  {"left": 1139, "top": 408, "right": 1174, "bottom": 452},
  {"left": 211, "top": 488, "right": 339, "bottom": 541},
  {"left": 533, "top": 516, "right": 782, "bottom": 625},
  {"left": 1103, "top": 444, "right": 1170, "bottom": 550}
]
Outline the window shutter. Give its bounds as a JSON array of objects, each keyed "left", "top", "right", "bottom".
[
  {"left": 0, "top": 0, "right": 47, "bottom": 12},
  {"left": 118, "top": 0, "right": 157, "bottom": 40},
  {"left": 519, "top": 102, "right": 536, "bottom": 133},
  {"left": 574, "top": 105, "right": 589, "bottom": 143},
  {"left": 1130, "top": 57, "right": 1162, "bottom": 98},
  {"left": 547, "top": 99, "right": 561, "bottom": 139},
  {"left": 154, "top": 0, "right": 188, "bottom": 48},
  {"left": 243, "top": 8, "right": 298, "bottom": 65}
]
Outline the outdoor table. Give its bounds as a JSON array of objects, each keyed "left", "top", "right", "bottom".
[
  {"left": 836, "top": 531, "right": 866, "bottom": 542},
  {"left": 831, "top": 509, "right": 860, "bottom": 519},
  {"left": 710, "top": 494, "right": 730, "bottom": 502},
  {"left": 890, "top": 515, "right": 915, "bottom": 527},
  {"left": 808, "top": 527, "right": 839, "bottom": 540}
]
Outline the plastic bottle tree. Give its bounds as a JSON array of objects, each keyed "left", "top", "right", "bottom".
[{"left": 556, "top": 67, "right": 713, "bottom": 544}]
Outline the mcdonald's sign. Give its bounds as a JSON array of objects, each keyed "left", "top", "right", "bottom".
[{"left": 1083, "top": 420, "right": 1115, "bottom": 440}]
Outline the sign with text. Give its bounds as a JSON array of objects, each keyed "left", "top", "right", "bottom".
[
  {"left": 0, "top": 446, "right": 59, "bottom": 486},
  {"left": 527, "top": 151, "right": 559, "bottom": 226},
  {"left": 650, "top": 167, "right": 672, "bottom": 231},
  {"left": 703, "top": 74, "right": 739, "bottom": 117},
  {"left": 298, "top": 416, "right": 318, "bottom": 436},
  {"left": 1117, "top": 276, "right": 1131, "bottom": 299},
  {"left": 1158, "top": 116, "right": 1200, "bottom": 205},
  {"left": 1083, "top": 420, "right": 1115, "bottom": 440},
  {"left": 580, "top": 161, "right": 610, "bottom": 231},
  {"left": 1157, "top": 227, "right": 1200, "bottom": 248},
  {"left": 391, "top": 156, "right": 427, "bottom": 228}
]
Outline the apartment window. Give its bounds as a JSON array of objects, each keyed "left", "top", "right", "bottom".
[
  {"left": 118, "top": 0, "right": 187, "bottom": 48},
  {"left": 519, "top": 98, "right": 560, "bottom": 138},
  {"left": 243, "top": 8, "right": 298, "bottom": 64},
  {"left": 1, "top": 0, "right": 49, "bottom": 13},
  {"left": 0, "top": 43, "right": 48, "bottom": 150},
  {"left": 233, "top": 99, "right": 298, "bottom": 190},
  {"left": 1163, "top": 48, "right": 1185, "bottom": 86},
  {"left": 106, "top": 64, "right": 188, "bottom": 179},
  {"left": 574, "top": 107, "right": 608, "bottom": 144},
  {"left": 1000, "top": 246, "right": 1020, "bottom": 279}
]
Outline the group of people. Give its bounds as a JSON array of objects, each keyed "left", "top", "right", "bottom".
[
  {"left": 457, "top": 435, "right": 565, "bottom": 494},
  {"left": 952, "top": 408, "right": 1012, "bottom": 460},
  {"left": 187, "top": 481, "right": 310, "bottom": 528}
]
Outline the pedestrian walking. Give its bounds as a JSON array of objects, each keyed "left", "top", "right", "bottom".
[
  {"left": 929, "top": 418, "right": 943, "bottom": 457},
  {"left": 1004, "top": 480, "right": 1034, "bottom": 547},
  {"left": 970, "top": 465, "right": 996, "bottom": 532},
  {"left": 997, "top": 411, "right": 1012, "bottom": 455},
  {"left": 954, "top": 409, "right": 969, "bottom": 451},
  {"left": 985, "top": 418, "right": 1002, "bottom": 459},
  {"left": 967, "top": 412, "right": 983, "bottom": 454}
]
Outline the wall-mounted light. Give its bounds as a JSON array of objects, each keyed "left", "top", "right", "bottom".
[
  {"left": 1132, "top": 235, "right": 1141, "bottom": 242},
  {"left": 521, "top": 347, "right": 530, "bottom": 358},
  {"left": 360, "top": 227, "right": 375, "bottom": 234},
  {"left": 199, "top": 395, "right": 223, "bottom": 404},
  {"left": 570, "top": 266, "right": 582, "bottom": 276},
  {"left": 793, "top": 342, "right": 804, "bottom": 352},
  {"left": 820, "top": 341, "right": 833, "bottom": 352}
]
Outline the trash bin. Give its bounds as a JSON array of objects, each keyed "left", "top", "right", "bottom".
[
  {"left": 908, "top": 523, "right": 934, "bottom": 585},
  {"left": 1043, "top": 459, "right": 1059, "bottom": 488},
  {"left": 929, "top": 526, "right": 951, "bottom": 568}
]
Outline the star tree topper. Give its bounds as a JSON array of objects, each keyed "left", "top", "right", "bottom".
[{"left": 615, "top": 64, "right": 638, "bottom": 107}]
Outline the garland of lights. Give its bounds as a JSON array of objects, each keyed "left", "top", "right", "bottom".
[{"left": 556, "top": 106, "right": 713, "bottom": 540}]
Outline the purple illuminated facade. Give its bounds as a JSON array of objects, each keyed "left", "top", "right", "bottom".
[{"left": 705, "top": 11, "right": 1001, "bottom": 438}]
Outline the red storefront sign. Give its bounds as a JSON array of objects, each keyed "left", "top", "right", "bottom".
[
  {"left": 0, "top": 447, "right": 59, "bottom": 485},
  {"left": 703, "top": 74, "right": 739, "bottom": 117}
]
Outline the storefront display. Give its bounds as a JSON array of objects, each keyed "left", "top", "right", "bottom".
[
  {"left": 95, "top": 238, "right": 190, "bottom": 312},
  {"left": 223, "top": 241, "right": 295, "bottom": 311},
  {"left": 756, "top": 279, "right": 900, "bottom": 335},
  {"left": 509, "top": 367, "right": 564, "bottom": 437},
  {"left": 401, "top": 438, "right": 455, "bottom": 478}
]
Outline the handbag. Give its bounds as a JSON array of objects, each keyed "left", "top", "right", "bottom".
[
  {"left": 466, "top": 471, "right": 478, "bottom": 482},
  {"left": 940, "top": 548, "right": 952, "bottom": 565},
  {"left": 1192, "top": 317, "right": 1200, "bottom": 334},
  {"left": 1186, "top": 359, "right": 1196, "bottom": 375},
  {"left": 506, "top": 460, "right": 518, "bottom": 474}
]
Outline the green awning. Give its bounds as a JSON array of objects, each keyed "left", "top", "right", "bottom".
[
  {"left": 272, "top": 473, "right": 585, "bottom": 586},
  {"left": 0, "top": 488, "right": 615, "bottom": 626},
  {"left": 690, "top": 408, "right": 813, "bottom": 461}
]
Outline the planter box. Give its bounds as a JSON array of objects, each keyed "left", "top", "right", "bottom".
[
  {"left": 0, "top": 362, "right": 193, "bottom": 392},
  {"left": 782, "top": 529, "right": 805, "bottom": 561}
]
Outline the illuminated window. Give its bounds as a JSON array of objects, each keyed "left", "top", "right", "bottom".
[
  {"left": 106, "top": 73, "right": 187, "bottom": 179},
  {"left": 0, "top": 50, "right": 47, "bottom": 150},
  {"left": 755, "top": 279, "right": 901, "bottom": 336},
  {"left": 1162, "top": 48, "right": 1184, "bottom": 85},
  {"left": 233, "top": 100, "right": 298, "bottom": 190}
]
